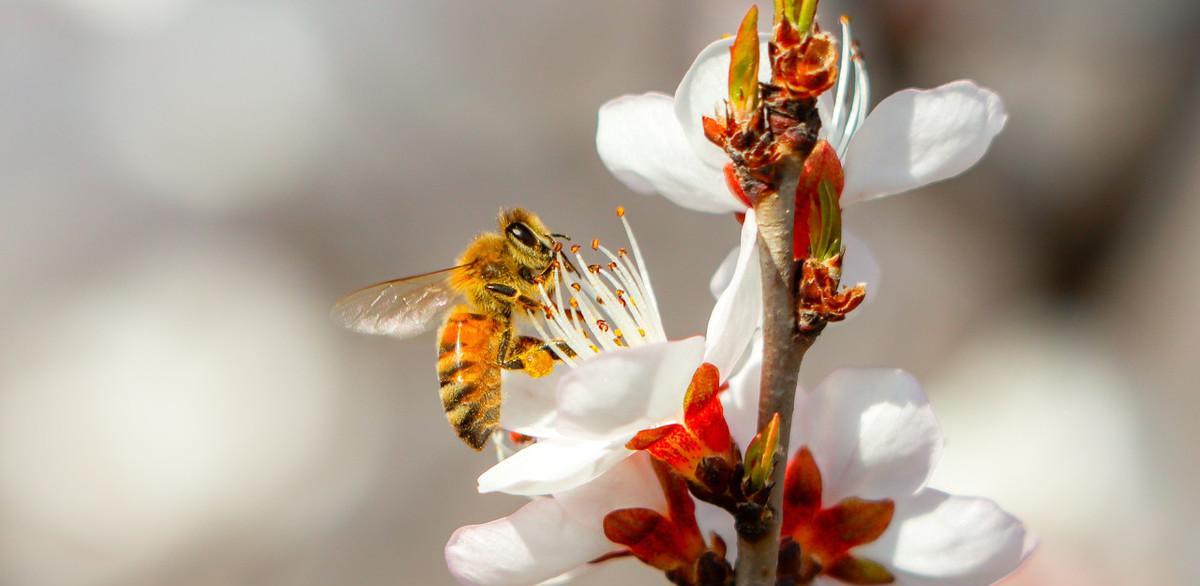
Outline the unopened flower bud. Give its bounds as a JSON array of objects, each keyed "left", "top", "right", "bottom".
[{"left": 742, "top": 412, "right": 781, "bottom": 499}]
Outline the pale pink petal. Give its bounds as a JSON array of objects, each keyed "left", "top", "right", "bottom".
[
  {"left": 445, "top": 497, "right": 611, "bottom": 586},
  {"left": 841, "top": 81, "right": 1007, "bottom": 205},
  {"left": 855, "top": 490, "right": 1033, "bottom": 586},
  {"left": 709, "top": 244, "right": 740, "bottom": 300},
  {"left": 674, "top": 37, "right": 772, "bottom": 168},
  {"left": 501, "top": 369, "right": 564, "bottom": 438},
  {"left": 554, "top": 337, "right": 706, "bottom": 441},
  {"left": 703, "top": 210, "right": 762, "bottom": 378},
  {"left": 476, "top": 438, "right": 631, "bottom": 496},
  {"left": 793, "top": 369, "right": 942, "bottom": 504},
  {"left": 596, "top": 93, "right": 741, "bottom": 214}
]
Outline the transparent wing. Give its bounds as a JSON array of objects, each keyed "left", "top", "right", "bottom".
[{"left": 332, "top": 265, "right": 467, "bottom": 339}]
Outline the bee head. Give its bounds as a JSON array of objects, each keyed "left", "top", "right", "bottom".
[{"left": 499, "top": 207, "right": 557, "bottom": 266}]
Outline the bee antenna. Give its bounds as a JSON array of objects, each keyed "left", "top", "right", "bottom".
[{"left": 551, "top": 233, "right": 571, "bottom": 240}]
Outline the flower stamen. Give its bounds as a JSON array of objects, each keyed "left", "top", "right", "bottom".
[
  {"left": 528, "top": 208, "right": 666, "bottom": 365},
  {"left": 824, "top": 17, "right": 871, "bottom": 158},
  {"left": 829, "top": 15, "right": 854, "bottom": 146}
]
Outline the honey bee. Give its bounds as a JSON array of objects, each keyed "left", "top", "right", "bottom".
[{"left": 332, "top": 208, "right": 570, "bottom": 450}]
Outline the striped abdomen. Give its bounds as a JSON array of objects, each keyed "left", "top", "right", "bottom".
[{"left": 437, "top": 307, "right": 505, "bottom": 450}]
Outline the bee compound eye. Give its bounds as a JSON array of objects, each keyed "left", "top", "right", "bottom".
[{"left": 507, "top": 222, "right": 538, "bottom": 248}]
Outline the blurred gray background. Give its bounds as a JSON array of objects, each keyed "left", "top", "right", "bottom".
[{"left": 2, "top": 0, "right": 1198, "bottom": 584}]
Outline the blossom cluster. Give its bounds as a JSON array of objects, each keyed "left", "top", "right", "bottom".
[{"left": 443, "top": 2, "right": 1031, "bottom": 585}]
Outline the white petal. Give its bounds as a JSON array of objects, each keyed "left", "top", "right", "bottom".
[
  {"left": 856, "top": 490, "right": 1032, "bottom": 586},
  {"left": 817, "top": 92, "right": 835, "bottom": 141},
  {"left": 476, "top": 438, "right": 631, "bottom": 496},
  {"left": 554, "top": 337, "right": 706, "bottom": 441},
  {"left": 450, "top": 457, "right": 665, "bottom": 586},
  {"left": 709, "top": 245, "right": 740, "bottom": 300},
  {"left": 674, "top": 37, "right": 772, "bottom": 168},
  {"left": 720, "top": 335, "right": 762, "bottom": 452},
  {"left": 555, "top": 452, "right": 666, "bottom": 529},
  {"left": 597, "top": 93, "right": 742, "bottom": 214},
  {"left": 840, "top": 229, "right": 880, "bottom": 309},
  {"left": 695, "top": 499, "right": 737, "bottom": 560},
  {"left": 445, "top": 497, "right": 611, "bottom": 586},
  {"left": 501, "top": 369, "right": 564, "bottom": 438},
  {"left": 841, "top": 81, "right": 1007, "bottom": 205},
  {"left": 792, "top": 369, "right": 942, "bottom": 503},
  {"left": 703, "top": 210, "right": 762, "bottom": 378}
]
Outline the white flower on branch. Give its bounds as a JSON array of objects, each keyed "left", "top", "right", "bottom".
[
  {"left": 597, "top": 20, "right": 1006, "bottom": 301},
  {"left": 475, "top": 212, "right": 760, "bottom": 496},
  {"left": 715, "top": 349, "right": 1036, "bottom": 585},
  {"left": 596, "top": 20, "right": 1006, "bottom": 214}
]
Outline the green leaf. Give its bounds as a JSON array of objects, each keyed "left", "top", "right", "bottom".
[
  {"left": 729, "top": 6, "right": 761, "bottom": 118},
  {"left": 816, "top": 179, "right": 842, "bottom": 259},
  {"left": 795, "top": 0, "right": 819, "bottom": 35}
]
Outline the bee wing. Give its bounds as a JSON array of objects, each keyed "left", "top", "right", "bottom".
[{"left": 332, "top": 265, "right": 468, "bottom": 339}]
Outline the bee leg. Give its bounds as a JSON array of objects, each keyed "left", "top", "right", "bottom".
[
  {"left": 498, "top": 334, "right": 565, "bottom": 378},
  {"left": 485, "top": 283, "right": 543, "bottom": 312}
]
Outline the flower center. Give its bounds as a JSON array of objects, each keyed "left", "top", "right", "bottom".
[{"left": 527, "top": 207, "right": 667, "bottom": 365}]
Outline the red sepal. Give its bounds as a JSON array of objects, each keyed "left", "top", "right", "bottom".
[
  {"left": 825, "top": 555, "right": 897, "bottom": 584},
  {"left": 628, "top": 424, "right": 702, "bottom": 478},
  {"left": 724, "top": 163, "right": 753, "bottom": 209},
  {"left": 808, "top": 497, "right": 895, "bottom": 559},
  {"left": 626, "top": 363, "right": 734, "bottom": 486},
  {"left": 782, "top": 446, "right": 823, "bottom": 534},
  {"left": 603, "top": 462, "right": 705, "bottom": 577},
  {"left": 781, "top": 444, "right": 896, "bottom": 580},
  {"left": 703, "top": 115, "right": 730, "bottom": 149},
  {"left": 683, "top": 363, "right": 731, "bottom": 454}
]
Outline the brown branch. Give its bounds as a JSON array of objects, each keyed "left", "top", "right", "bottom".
[{"left": 734, "top": 166, "right": 819, "bottom": 586}]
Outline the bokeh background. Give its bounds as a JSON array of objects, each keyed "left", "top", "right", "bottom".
[{"left": 2, "top": 0, "right": 1198, "bottom": 584}]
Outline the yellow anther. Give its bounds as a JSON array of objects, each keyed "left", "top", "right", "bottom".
[{"left": 616, "top": 206, "right": 625, "bottom": 217}]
